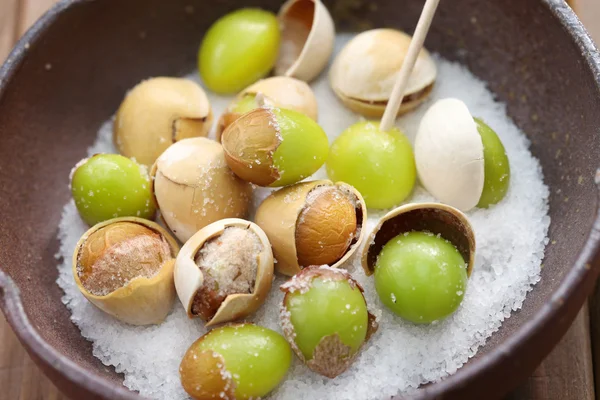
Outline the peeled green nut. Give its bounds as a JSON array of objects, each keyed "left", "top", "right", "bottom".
[
  {"left": 475, "top": 118, "right": 511, "bottom": 208},
  {"left": 180, "top": 324, "right": 292, "bottom": 400},
  {"left": 280, "top": 266, "right": 378, "bottom": 378},
  {"left": 199, "top": 9, "right": 280, "bottom": 94},
  {"left": 327, "top": 120, "right": 416, "bottom": 209},
  {"left": 375, "top": 231, "right": 467, "bottom": 324},
  {"left": 221, "top": 107, "right": 329, "bottom": 187},
  {"left": 71, "top": 154, "right": 155, "bottom": 226}
]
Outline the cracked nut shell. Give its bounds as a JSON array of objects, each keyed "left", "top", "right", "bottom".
[
  {"left": 114, "top": 77, "right": 213, "bottom": 166},
  {"left": 151, "top": 137, "right": 252, "bottom": 243},
  {"left": 72, "top": 217, "right": 179, "bottom": 325},
  {"left": 174, "top": 218, "right": 274, "bottom": 327},
  {"left": 254, "top": 180, "right": 366, "bottom": 276}
]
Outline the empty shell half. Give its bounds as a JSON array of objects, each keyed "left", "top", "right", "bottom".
[
  {"left": 216, "top": 76, "right": 318, "bottom": 140},
  {"left": 275, "top": 0, "right": 335, "bottom": 82},
  {"left": 361, "top": 202, "right": 476, "bottom": 277},
  {"left": 72, "top": 217, "right": 180, "bottom": 326},
  {"left": 329, "top": 29, "right": 436, "bottom": 118},
  {"left": 255, "top": 180, "right": 367, "bottom": 276},
  {"left": 174, "top": 218, "right": 274, "bottom": 326}
]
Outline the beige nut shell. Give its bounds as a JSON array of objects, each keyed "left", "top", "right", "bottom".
[
  {"left": 254, "top": 180, "right": 367, "bottom": 276},
  {"left": 174, "top": 218, "right": 274, "bottom": 327},
  {"left": 361, "top": 202, "right": 476, "bottom": 277},
  {"left": 275, "top": 0, "right": 335, "bottom": 82},
  {"left": 329, "top": 29, "right": 436, "bottom": 118},
  {"left": 216, "top": 76, "right": 318, "bottom": 141},
  {"left": 151, "top": 137, "right": 252, "bottom": 243},
  {"left": 114, "top": 77, "right": 213, "bottom": 166},
  {"left": 72, "top": 217, "right": 180, "bottom": 326}
]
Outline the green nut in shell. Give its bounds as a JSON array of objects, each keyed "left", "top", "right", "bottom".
[
  {"left": 375, "top": 231, "right": 467, "bottom": 323},
  {"left": 362, "top": 203, "right": 476, "bottom": 324},
  {"left": 179, "top": 324, "right": 292, "bottom": 400},
  {"left": 221, "top": 107, "right": 329, "bottom": 187},
  {"left": 199, "top": 8, "right": 280, "bottom": 94},
  {"left": 280, "top": 265, "right": 378, "bottom": 378},
  {"left": 326, "top": 120, "right": 416, "bottom": 209},
  {"left": 70, "top": 154, "right": 155, "bottom": 226}
]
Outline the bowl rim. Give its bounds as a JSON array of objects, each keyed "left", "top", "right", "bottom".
[{"left": 0, "top": 0, "right": 599, "bottom": 399}]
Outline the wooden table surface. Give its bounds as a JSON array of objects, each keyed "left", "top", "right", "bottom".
[{"left": 1, "top": 1, "right": 599, "bottom": 399}]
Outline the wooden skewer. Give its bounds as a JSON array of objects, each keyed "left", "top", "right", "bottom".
[{"left": 379, "top": 0, "right": 441, "bottom": 132}]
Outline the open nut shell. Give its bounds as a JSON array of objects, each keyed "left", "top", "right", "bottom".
[
  {"left": 362, "top": 203, "right": 476, "bottom": 277},
  {"left": 114, "top": 77, "right": 213, "bottom": 166},
  {"left": 255, "top": 180, "right": 367, "bottom": 276},
  {"left": 275, "top": 0, "right": 335, "bottom": 82},
  {"left": 72, "top": 217, "right": 179, "bottom": 326},
  {"left": 216, "top": 77, "right": 319, "bottom": 141},
  {"left": 174, "top": 218, "right": 274, "bottom": 327},
  {"left": 329, "top": 29, "right": 436, "bottom": 118},
  {"left": 150, "top": 137, "right": 252, "bottom": 243}
]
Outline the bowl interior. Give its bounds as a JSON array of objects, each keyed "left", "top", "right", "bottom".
[{"left": 0, "top": 0, "right": 598, "bottom": 397}]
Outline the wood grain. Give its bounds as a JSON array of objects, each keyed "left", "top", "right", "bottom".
[
  {"left": 0, "top": 0, "right": 599, "bottom": 400},
  {"left": 0, "top": 0, "right": 20, "bottom": 61},
  {"left": 507, "top": 305, "right": 596, "bottom": 400}
]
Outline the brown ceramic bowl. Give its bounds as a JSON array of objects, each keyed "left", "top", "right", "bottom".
[{"left": 0, "top": 0, "right": 599, "bottom": 399}]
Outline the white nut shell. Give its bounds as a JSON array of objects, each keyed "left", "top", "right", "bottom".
[
  {"left": 329, "top": 29, "right": 436, "bottom": 117},
  {"left": 415, "top": 98, "right": 485, "bottom": 212}
]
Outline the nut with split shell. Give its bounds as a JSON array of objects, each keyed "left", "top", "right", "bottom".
[
  {"left": 221, "top": 107, "right": 329, "bottom": 187},
  {"left": 150, "top": 137, "right": 252, "bottom": 243},
  {"left": 362, "top": 203, "right": 475, "bottom": 323},
  {"left": 72, "top": 217, "right": 179, "bottom": 326},
  {"left": 114, "top": 77, "right": 213, "bottom": 166},
  {"left": 174, "top": 218, "right": 274, "bottom": 327},
  {"left": 329, "top": 29, "right": 436, "bottom": 118},
  {"left": 216, "top": 76, "right": 318, "bottom": 140},
  {"left": 254, "top": 180, "right": 366, "bottom": 276},
  {"left": 275, "top": 0, "right": 335, "bottom": 82},
  {"left": 415, "top": 98, "right": 511, "bottom": 211},
  {"left": 279, "top": 265, "right": 378, "bottom": 378}
]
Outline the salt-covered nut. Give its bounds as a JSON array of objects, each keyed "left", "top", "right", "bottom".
[
  {"left": 275, "top": 0, "right": 335, "bottom": 82},
  {"left": 114, "top": 77, "right": 213, "bottom": 166},
  {"left": 415, "top": 98, "right": 511, "bottom": 211},
  {"left": 361, "top": 203, "right": 475, "bottom": 323},
  {"left": 280, "top": 266, "right": 378, "bottom": 378},
  {"left": 150, "top": 137, "right": 252, "bottom": 243},
  {"left": 174, "top": 218, "right": 274, "bottom": 326},
  {"left": 329, "top": 29, "right": 436, "bottom": 118},
  {"left": 221, "top": 107, "right": 329, "bottom": 187},
  {"left": 254, "top": 180, "right": 366, "bottom": 276},
  {"left": 216, "top": 76, "right": 318, "bottom": 140},
  {"left": 180, "top": 324, "right": 292, "bottom": 400},
  {"left": 72, "top": 217, "right": 179, "bottom": 325}
]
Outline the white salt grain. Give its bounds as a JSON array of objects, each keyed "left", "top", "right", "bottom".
[{"left": 55, "top": 34, "right": 549, "bottom": 400}]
